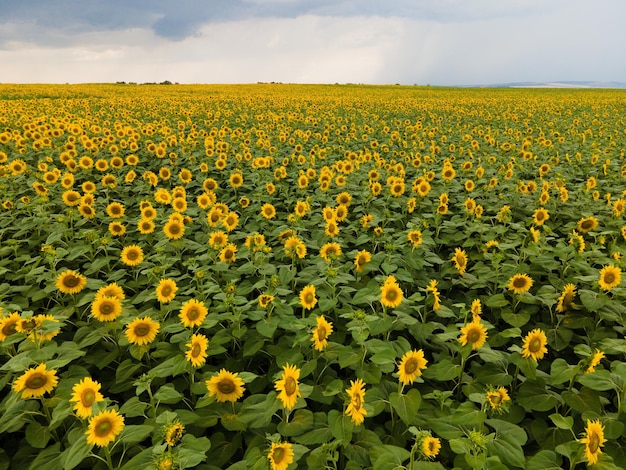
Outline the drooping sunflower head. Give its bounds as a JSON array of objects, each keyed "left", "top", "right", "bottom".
[
  {"left": 577, "top": 216, "right": 599, "bottom": 234},
  {"left": 452, "top": 247, "right": 468, "bottom": 274},
  {"left": 311, "top": 315, "right": 333, "bottom": 351},
  {"left": 267, "top": 441, "right": 295, "bottom": 470},
  {"left": 274, "top": 363, "right": 301, "bottom": 410},
  {"left": 354, "top": 250, "right": 372, "bottom": 273},
  {"left": 581, "top": 419, "right": 607, "bottom": 465},
  {"left": 185, "top": 333, "right": 209, "bottom": 368}
]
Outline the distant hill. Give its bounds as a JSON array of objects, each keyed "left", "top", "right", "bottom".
[{"left": 471, "top": 81, "right": 626, "bottom": 89}]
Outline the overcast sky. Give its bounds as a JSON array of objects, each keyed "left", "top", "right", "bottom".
[{"left": 1, "top": 0, "right": 625, "bottom": 86}]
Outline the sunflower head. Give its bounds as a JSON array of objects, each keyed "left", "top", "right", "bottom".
[
  {"left": 56, "top": 270, "right": 87, "bottom": 295},
  {"left": 206, "top": 369, "right": 245, "bottom": 403}
]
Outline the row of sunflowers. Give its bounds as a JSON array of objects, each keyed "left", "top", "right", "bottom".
[{"left": 1, "top": 83, "right": 626, "bottom": 469}]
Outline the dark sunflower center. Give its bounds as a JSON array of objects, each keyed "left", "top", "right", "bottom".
[
  {"left": 217, "top": 379, "right": 235, "bottom": 394},
  {"left": 95, "top": 419, "right": 112, "bottom": 437},
  {"left": 25, "top": 373, "right": 47, "bottom": 389},
  {"left": 588, "top": 433, "right": 600, "bottom": 453},
  {"left": 162, "top": 286, "right": 172, "bottom": 296},
  {"left": 513, "top": 277, "right": 527, "bottom": 288},
  {"left": 581, "top": 220, "right": 593, "bottom": 230},
  {"left": 169, "top": 224, "right": 180, "bottom": 234},
  {"left": 191, "top": 343, "right": 201, "bottom": 357},
  {"left": 81, "top": 390, "right": 96, "bottom": 407},
  {"left": 604, "top": 272, "right": 616, "bottom": 284},
  {"left": 468, "top": 329, "right": 481, "bottom": 343},
  {"left": 529, "top": 338, "right": 542, "bottom": 353},
  {"left": 64, "top": 276, "right": 79, "bottom": 287},
  {"left": 134, "top": 323, "right": 150, "bottom": 337},
  {"left": 187, "top": 308, "right": 199, "bottom": 320},
  {"left": 353, "top": 394, "right": 362, "bottom": 409},
  {"left": 2, "top": 322, "right": 18, "bottom": 336},
  {"left": 404, "top": 358, "right": 418, "bottom": 374},
  {"left": 127, "top": 251, "right": 138, "bottom": 260},
  {"left": 317, "top": 326, "right": 327, "bottom": 341},
  {"left": 305, "top": 293, "right": 314, "bottom": 303},
  {"left": 386, "top": 289, "right": 397, "bottom": 301},
  {"left": 490, "top": 394, "right": 502, "bottom": 405},
  {"left": 101, "top": 303, "right": 113, "bottom": 315},
  {"left": 284, "top": 377, "right": 297, "bottom": 396},
  {"left": 273, "top": 447, "right": 285, "bottom": 464}
]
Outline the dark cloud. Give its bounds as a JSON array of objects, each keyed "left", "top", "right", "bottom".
[{"left": 1, "top": 0, "right": 550, "bottom": 44}]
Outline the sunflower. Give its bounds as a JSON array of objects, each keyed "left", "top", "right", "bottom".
[
  {"left": 507, "top": 273, "right": 533, "bottom": 294},
  {"left": 206, "top": 369, "right": 245, "bottom": 402},
  {"left": 532, "top": 208, "right": 549, "bottom": 226},
  {"left": 299, "top": 285, "right": 317, "bottom": 310},
  {"left": 106, "top": 202, "right": 125, "bottom": 218},
  {"left": 261, "top": 203, "right": 276, "bottom": 220},
  {"left": 156, "top": 278, "right": 177, "bottom": 303},
  {"left": 229, "top": 172, "right": 243, "bottom": 188},
  {"left": 407, "top": 230, "right": 423, "bottom": 248},
  {"left": 284, "top": 236, "right": 307, "bottom": 259},
  {"left": 185, "top": 333, "right": 209, "bottom": 368},
  {"left": 108, "top": 221, "right": 126, "bottom": 237},
  {"left": 120, "top": 245, "right": 144, "bottom": 266},
  {"left": 334, "top": 204, "right": 348, "bottom": 222},
  {"left": 222, "top": 212, "right": 239, "bottom": 232},
  {"left": 208, "top": 230, "right": 228, "bottom": 249},
  {"left": 171, "top": 197, "right": 187, "bottom": 213},
  {"left": 275, "top": 363, "right": 301, "bottom": 410},
  {"left": 163, "top": 219, "right": 185, "bottom": 240},
  {"left": 555, "top": 283, "right": 576, "bottom": 312},
  {"left": 470, "top": 299, "right": 482, "bottom": 321},
  {"left": 138, "top": 219, "right": 155, "bottom": 235},
  {"left": 179, "top": 298, "right": 208, "bottom": 328},
  {"left": 86, "top": 409, "right": 125, "bottom": 447},
  {"left": 336, "top": 191, "right": 352, "bottom": 206},
  {"left": 485, "top": 386, "right": 511, "bottom": 412},
  {"left": 125, "top": 316, "right": 160, "bottom": 346},
  {"left": 267, "top": 442, "right": 295, "bottom": 470},
  {"left": 354, "top": 250, "right": 372, "bottom": 273},
  {"left": 345, "top": 378, "right": 367, "bottom": 425},
  {"left": 598, "top": 265, "right": 621, "bottom": 291},
  {"left": 451, "top": 247, "right": 468, "bottom": 275},
  {"left": 0, "top": 312, "right": 21, "bottom": 341},
  {"left": 325, "top": 220, "right": 339, "bottom": 238},
  {"left": 219, "top": 243, "right": 237, "bottom": 263},
  {"left": 70, "top": 377, "right": 104, "bottom": 418},
  {"left": 397, "top": 349, "right": 428, "bottom": 385},
  {"left": 380, "top": 276, "right": 403, "bottom": 309},
  {"left": 56, "top": 270, "right": 87, "bottom": 295},
  {"left": 62, "top": 190, "right": 81, "bottom": 206},
  {"left": 577, "top": 216, "right": 599, "bottom": 234},
  {"left": 322, "top": 206, "right": 335, "bottom": 222},
  {"left": 581, "top": 420, "right": 607, "bottom": 465},
  {"left": 91, "top": 296, "right": 123, "bottom": 322},
  {"left": 521, "top": 328, "right": 548, "bottom": 361},
  {"left": 421, "top": 436, "right": 441, "bottom": 459},
  {"left": 13, "top": 363, "right": 58, "bottom": 399},
  {"left": 311, "top": 315, "right": 333, "bottom": 351},
  {"left": 21, "top": 314, "right": 61, "bottom": 343},
  {"left": 458, "top": 320, "right": 488, "bottom": 349},
  {"left": 164, "top": 421, "right": 185, "bottom": 447},
  {"left": 585, "top": 349, "right": 606, "bottom": 374},
  {"left": 319, "top": 242, "right": 342, "bottom": 262}
]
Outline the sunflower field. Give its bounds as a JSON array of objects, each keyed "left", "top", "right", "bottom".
[{"left": 1, "top": 83, "right": 626, "bottom": 469}]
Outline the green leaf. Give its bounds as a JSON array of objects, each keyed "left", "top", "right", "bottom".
[
  {"left": 119, "top": 424, "right": 153, "bottom": 444},
  {"left": 485, "top": 294, "right": 509, "bottom": 308},
  {"left": 577, "top": 370, "right": 618, "bottom": 391},
  {"left": 61, "top": 433, "right": 92, "bottom": 470},
  {"left": 154, "top": 384, "right": 183, "bottom": 404},
  {"left": 389, "top": 388, "right": 421, "bottom": 426},
  {"left": 485, "top": 419, "right": 527, "bottom": 469},
  {"left": 25, "top": 421, "right": 52, "bottom": 449},
  {"left": 277, "top": 409, "right": 314, "bottom": 436},
  {"left": 371, "top": 445, "right": 410, "bottom": 470},
  {"left": 549, "top": 413, "right": 574, "bottom": 430},
  {"left": 579, "top": 289, "right": 609, "bottom": 312},
  {"left": 561, "top": 388, "right": 603, "bottom": 414},
  {"left": 550, "top": 358, "right": 577, "bottom": 385},
  {"left": 178, "top": 434, "right": 212, "bottom": 469},
  {"left": 517, "top": 380, "right": 560, "bottom": 412},
  {"left": 328, "top": 409, "right": 353, "bottom": 442},
  {"left": 525, "top": 450, "right": 562, "bottom": 470},
  {"left": 27, "top": 444, "right": 62, "bottom": 470}
]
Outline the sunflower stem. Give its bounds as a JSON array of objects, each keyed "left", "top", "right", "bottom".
[{"left": 103, "top": 445, "right": 114, "bottom": 470}]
